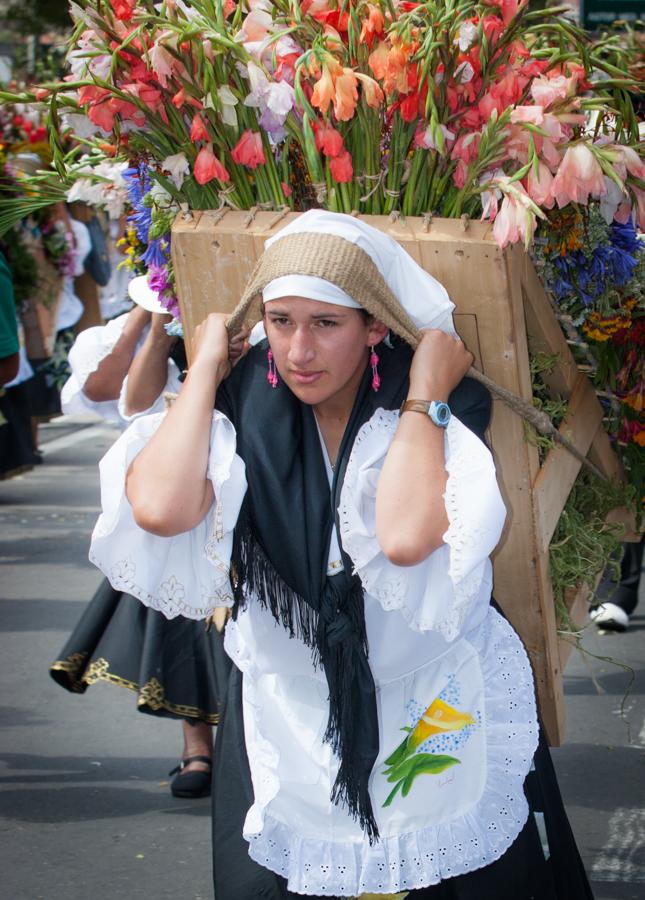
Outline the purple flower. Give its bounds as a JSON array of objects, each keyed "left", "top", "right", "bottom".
[{"left": 148, "top": 264, "right": 170, "bottom": 294}]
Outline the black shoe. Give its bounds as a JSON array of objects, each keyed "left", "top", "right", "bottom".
[{"left": 168, "top": 754, "right": 212, "bottom": 798}]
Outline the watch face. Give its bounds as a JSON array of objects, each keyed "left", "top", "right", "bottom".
[{"left": 431, "top": 401, "right": 451, "bottom": 426}]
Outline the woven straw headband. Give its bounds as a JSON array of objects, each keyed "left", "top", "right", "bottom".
[{"left": 226, "top": 232, "right": 422, "bottom": 348}]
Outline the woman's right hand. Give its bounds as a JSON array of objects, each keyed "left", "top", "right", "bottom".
[{"left": 191, "top": 312, "right": 249, "bottom": 379}]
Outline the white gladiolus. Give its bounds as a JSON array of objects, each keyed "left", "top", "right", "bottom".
[{"left": 161, "top": 152, "right": 190, "bottom": 189}]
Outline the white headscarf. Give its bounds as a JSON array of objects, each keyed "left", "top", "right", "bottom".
[{"left": 261, "top": 210, "right": 456, "bottom": 335}]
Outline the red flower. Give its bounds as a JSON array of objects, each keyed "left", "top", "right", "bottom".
[
  {"left": 281, "top": 182, "right": 293, "bottom": 198},
  {"left": 314, "top": 122, "right": 344, "bottom": 158},
  {"left": 231, "top": 130, "right": 265, "bottom": 169},
  {"left": 194, "top": 144, "right": 230, "bottom": 184},
  {"left": 111, "top": 0, "right": 137, "bottom": 22},
  {"left": 329, "top": 148, "right": 353, "bottom": 182},
  {"left": 190, "top": 113, "right": 210, "bottom": 142},
  {"left": 88, "top": 100, "right": 116, "bottom": 132}
]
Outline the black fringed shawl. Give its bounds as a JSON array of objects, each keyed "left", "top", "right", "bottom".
[{"left": 215, "top": 337, "right": 491, "bottom": 841}]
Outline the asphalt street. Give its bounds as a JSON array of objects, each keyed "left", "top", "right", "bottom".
[{"left": 0, "top": 414, "right": 644, "bottom": 900}]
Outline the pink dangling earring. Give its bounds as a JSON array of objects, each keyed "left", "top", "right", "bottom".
[
  {"left": 267, "top": 349, "right": 279, "bottom": 388},
  {"left": 370, "top": 346, "right": 380, "bottom": 392}
]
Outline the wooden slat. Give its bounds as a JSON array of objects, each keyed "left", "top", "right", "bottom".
[{"left": 532, "top": 373, "right": 604, "bottom": 553}]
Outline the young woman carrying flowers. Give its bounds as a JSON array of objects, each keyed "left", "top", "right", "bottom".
[{"left": 89, "top": 210, "right": 593, "bottom": 899}]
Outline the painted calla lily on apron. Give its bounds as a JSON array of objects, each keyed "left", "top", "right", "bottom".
[{"left": 382, "top": 697, "right": 477, "bottom": 808}]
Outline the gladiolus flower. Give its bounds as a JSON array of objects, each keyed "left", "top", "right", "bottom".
[
  {"left": 333, "top": 69, "right": 359, "bottom": 121},
  {"left": 355, "top": 72, "right": 384, "bottom": 109},
  {"left": 360, "top": 4, "right": 385, "bottom": 46},
  {"left": 34, "top": 88, "right": 50, "bottom": 101},
  {"left": 281, "top": 181, "right": 292, "bottom": 198},
  {"left": 607, "top": 145, "right": 645, "bottom": 181},
  {"left": 329, "top": 148, "right": 353, "bottom": 182},
  {"left": 194, "top": 144, "right": 230, "bottom": 184},
  {"left": 172, "top": 87, "right": 185, "bottom": 109},
  {"left": 530, "top": 74, "right": 576, "bottom": 109},
  {"left": 231, "top": 130, "right": 265, "bottom": 169},
  {"left": 311, "top": 63, "right": 336, "bottom": 114},
  {"left": 148, "top": 40, "right": 175, "bottom": 88},
  {"left": 551, "top": 144, "right": 607, "bottom": 208},
  {"left": 87, "top": 100, "right": 116, "bottom": 133},
  {"left": 527, "top": 162, "right": 555, "bottom": 208},
  {"left": 492, "top": 184, "right": 539, "bottom": 249},
  {"left": 482, "top": 0, "right": 526, "bottom": 24},
  {"left": 161, "top": 152, "right": 190, "bottom": 189},
  {"left": 190, "top": 113, "right": 210, "bottom": 142},
  {"left": 315, "top": 122, "right": 344, "bottom": 157},
  {"left": 111, "top": 0, "right": 136, "bottom": 22}
]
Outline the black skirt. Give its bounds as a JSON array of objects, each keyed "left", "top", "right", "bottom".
[
  {"left": 211, "top": 662, "right": 594, "bottom": 900},
  {"left": 50, "top": 577, "right": 225, "bottom": 724},
  {"left": 0, "top": 380, "right": 39, "bottom": 478}
]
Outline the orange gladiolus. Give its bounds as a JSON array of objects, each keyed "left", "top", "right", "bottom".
[
  {"left": 311, "top": 63, "right": 336, "bottom": 114},
  {"left": 360, "top": 4, "right": 385, "bottom": 46},
  {"left": 355, "top": 72, "right": 384, "bottom": 109},
  {"left": 333, "top": 69, "right": 358, "bottom": 121}
]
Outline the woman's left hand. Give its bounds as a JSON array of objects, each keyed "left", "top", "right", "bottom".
[{"left": 408, "top": 329, "right": 473, "bottom": 400}]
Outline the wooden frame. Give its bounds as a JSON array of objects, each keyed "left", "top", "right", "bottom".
[{"left": 172, "top": 210, "right": 629, "bottom": 746}]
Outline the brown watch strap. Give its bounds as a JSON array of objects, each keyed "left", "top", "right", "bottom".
[{"left": 400, "top": 399, "right": 431, "bottom": 416}]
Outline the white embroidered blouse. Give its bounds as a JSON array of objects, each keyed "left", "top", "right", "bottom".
[{"left": 89, "top": 407, "right": 538, "bottom": 897}]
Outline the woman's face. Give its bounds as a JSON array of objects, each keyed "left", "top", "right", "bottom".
[{"left": 264, "top": 297, "right": 387, "bottom": 410}]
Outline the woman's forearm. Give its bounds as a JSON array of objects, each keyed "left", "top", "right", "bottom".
[
  {"left": 83, "top": 309, "right": 150, "bottom": 402},
  {"left": 125, "top": 357, "right": 227, "bottom": 536},
  {"left": 125, "top": 330, "right": 176, "bottom": 415},
  {"left": 375, "top": 410, "right": 449, "bottom": 566}
]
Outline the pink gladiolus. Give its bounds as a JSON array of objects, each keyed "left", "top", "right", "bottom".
[
  {"left": 530, "top": 74, "right": 575, "bottom": 109},
  {"left": 88, "top": 101, "right": 116, "bottom": 133},
  {"left": 482, "top": 0, "right": 527, "bottom": 25},
  {"left": 527, "top": 162, "right": 555, "bottom": 208},
  {"left": 510, "top": 105, "right": 544, "bottom": 125},
  {"left": 551, "top": 144, "right": 607, "bottom": 208},
  {"left": 492, "top": 186, "right": 537, "bottom": 248},
  {"left": 452, "top": 159, "right": 469, "bottom": 189},
  {"left": 194, "top": 144, "right": 230, "bottom": 184},
  {"left": 329, "top": 148, "right": 353, "bottom": 182},
  {"left": 611, "top": 145, "right": 645, "bottom": 181},
  {"left": 231, "top": 130, "right": 265, "bottom": 169},
  {"left": 281, "top": 181, "right": 292, "bottom": 198},
  {"left": 191, "top": 113, "right": 210, "bottom": 142}
]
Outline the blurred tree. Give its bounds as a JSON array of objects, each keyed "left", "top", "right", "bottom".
[{"left": 5, "top": 0, "right": 72, "bottom": 36}]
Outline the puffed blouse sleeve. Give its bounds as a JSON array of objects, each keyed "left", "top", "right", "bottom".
[
  {"left": 339, "top": 406, "right": 506, "bottom": 642},
  {"left": 89, "top": 409, "right": 247, "bottom": 620},
  {"left": 60, "top": 314, "right": 132, "bottom": 423}
]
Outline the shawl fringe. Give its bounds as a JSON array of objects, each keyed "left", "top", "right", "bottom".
[{"left": 232, "top": 523, "right": 379, "bottom": 841}]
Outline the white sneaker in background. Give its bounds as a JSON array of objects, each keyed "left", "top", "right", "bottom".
[{"left": 589, "top": 602, "right": 630, "bottom": 632}]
